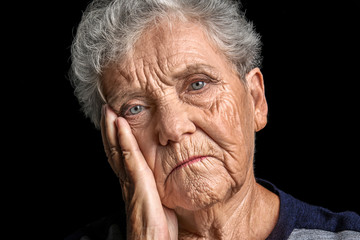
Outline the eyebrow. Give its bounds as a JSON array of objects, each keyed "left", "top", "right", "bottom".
[{"left": 172, "top": 63, "right": 218, "bottom": 79}]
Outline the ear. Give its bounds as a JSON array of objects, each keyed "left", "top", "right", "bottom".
[{"left": 246, "top": 68, "right": 268, "bottom": 132}]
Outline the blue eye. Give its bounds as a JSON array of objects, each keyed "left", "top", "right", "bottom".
[
  {"left": 129, "top": 105, "right": 144, "bottom": 115},
  {"left": 190, "top": 81, "right": 206, "bottom": 90}
]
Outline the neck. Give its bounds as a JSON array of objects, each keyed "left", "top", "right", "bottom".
[{"left": 175, "top": 173, "right": 279, "bottom": 239}]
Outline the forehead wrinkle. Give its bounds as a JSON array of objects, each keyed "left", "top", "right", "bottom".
[
  {"left": 142, "top": 64, "right": 174, "bottom": 100},
  {"left": 102, "top": 59, "right": 143, "bottom": 107},
  {"left": 152, "top": 59, "right": 174, "bottom": 88},
  {"left": 102, "top": 70, "right": 129, "bottom": 105},
  {"left": 106, "top": 66, "right": 171, "bottom": 108}
]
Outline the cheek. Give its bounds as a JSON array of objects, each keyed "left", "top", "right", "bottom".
[
  {"left": 203, "top": 92, "right": 253, "bottom": 147},
  {"left": 195, "top": 91, "right": 255, "bottom": 176}
]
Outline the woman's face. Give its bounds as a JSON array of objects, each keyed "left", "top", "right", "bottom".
[{"left": 101, "top": 21, "right": 267, "bottom": 211}]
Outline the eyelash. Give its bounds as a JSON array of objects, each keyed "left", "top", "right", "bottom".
[
  {"left": 120, "top": 104, "right": 144, "bottom": 117},
  {"left": 186, "top": 74, "right": 217, "bottom": 92}
]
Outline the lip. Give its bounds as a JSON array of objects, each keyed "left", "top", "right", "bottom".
[{"left": 169, "top": 155, "right": 208, "bottom": 176}]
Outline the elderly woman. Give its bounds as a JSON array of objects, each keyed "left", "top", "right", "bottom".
[{"left": 67, "top": 0, "right": 360, "bottom": 239}]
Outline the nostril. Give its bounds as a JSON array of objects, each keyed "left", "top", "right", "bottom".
[
  {"left": 159, "top": 133, "right": 169, "bottom": 146},
  {"left": 157, "top": 116, "right": 196, "bottom": 145},
  {"left": 158, "top": 124, "right": 182, "bottom": 146}
]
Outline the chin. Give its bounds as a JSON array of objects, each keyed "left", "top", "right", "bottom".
[{"left": 163, "top": 164, "right": 232, "bottom": 211}]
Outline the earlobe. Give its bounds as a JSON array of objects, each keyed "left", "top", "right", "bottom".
[{"left": 246, "top": 68, "right": 268, "bottom": 132}]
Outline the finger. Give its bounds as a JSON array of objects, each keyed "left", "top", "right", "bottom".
[
  {"left": 103, "top": 105, "right": 125, "bottom": 177},
  {"left": 115, "top": 117, "right": 152, "bottom": 181},
  {"left": 101, "top": 105, "right": 121, "bottom": 174},
  {"left": 104, "top": 105, "right": 119, "bottom": 151}
]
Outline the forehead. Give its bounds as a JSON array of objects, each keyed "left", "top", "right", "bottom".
[
  {"left": 131, "top": 20, "right": 220, "bottom": 68},
  {"left": 101, "top": 20, "right": 233, "bottom": 103}
]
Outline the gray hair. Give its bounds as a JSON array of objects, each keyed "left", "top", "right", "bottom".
[{"left": 70, "top": 0, "right": 262, "bottom": 129}]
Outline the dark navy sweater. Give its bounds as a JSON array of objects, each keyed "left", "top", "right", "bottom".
[{"left": 259, "top": 179, "right": 360, "bottom": 239}]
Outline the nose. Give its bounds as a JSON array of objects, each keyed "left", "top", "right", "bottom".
[{"left": 156, "top": 103, "right": 196, "bottom": 146}]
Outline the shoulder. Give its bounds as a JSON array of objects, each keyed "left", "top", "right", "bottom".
[
  {"left": 257, "top": 179, "right": 360, "bottom": 240},
  {"left": 294, "top": 200, "right": 360, "bottom": 232},
  {"left": 289, "top": 199, "right": 360, "bottom": 239},
  {"left": 288, "top": 228, "right": 360, "bottom": 240}
]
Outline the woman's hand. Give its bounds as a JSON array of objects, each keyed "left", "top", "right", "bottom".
[{"left": 100, "top": 105, "right": 178, "bottom": 240}]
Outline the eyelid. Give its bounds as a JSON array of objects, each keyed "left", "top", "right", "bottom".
[
  {"left": 119, "top": 98, "right": 150, "bottom": 117},
  {"left": 184, "top": 74, "right": 219, "bottom": 93},
  {"left": 120, "top": 104, "right": 140, "bottom": 117},
  {"left": 187, "top": 73, "right": 219, "bottom": 83}
]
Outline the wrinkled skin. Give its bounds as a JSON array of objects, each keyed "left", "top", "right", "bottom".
[{"left": 100, "top": 20, "right": 279, "bottom": 239}]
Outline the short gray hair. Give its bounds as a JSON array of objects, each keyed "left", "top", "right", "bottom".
[{"left": 70, "top": 0, "right": 262, "bottom": 129}]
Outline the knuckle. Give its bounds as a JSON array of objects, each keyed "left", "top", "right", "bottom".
[
  {"left": 121, "top": 150, "right": 132, "bottom": 161},
  {"left": 109, "top": 146, "right": 122, "bottom": 159}
]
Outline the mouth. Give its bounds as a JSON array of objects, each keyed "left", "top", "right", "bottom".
[{"left": 168, "top": 155, "right": 208, "bottom": 176}]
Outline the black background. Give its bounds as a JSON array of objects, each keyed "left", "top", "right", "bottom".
[{"left": 61, "top": 0, "right": 360, "bottom": 237}]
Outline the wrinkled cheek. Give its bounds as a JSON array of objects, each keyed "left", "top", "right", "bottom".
[
  {"left": 196, "top": 95, "right": 255, "bottom": 177},
  {"left": 218, "top": 98, "right": 243, "bottom": 131},
  {"left": 201, "top": 96, "right": 246, "bottom": 147}
]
